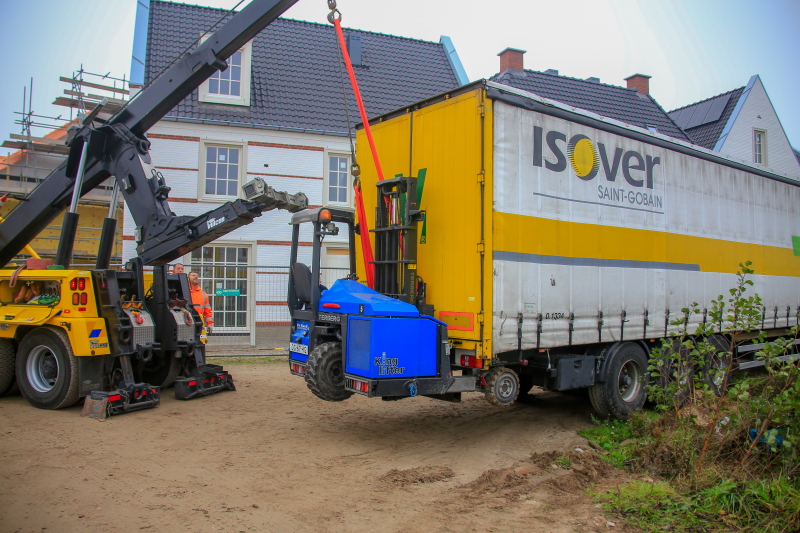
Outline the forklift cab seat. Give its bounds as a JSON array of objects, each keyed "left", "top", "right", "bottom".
[{"left": 291, "top": 262, "right": 313, "bottom": 304}]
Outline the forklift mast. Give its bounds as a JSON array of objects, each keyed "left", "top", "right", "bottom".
[{"left": 0, "top": 0, "right": 300, "bottom": 268}]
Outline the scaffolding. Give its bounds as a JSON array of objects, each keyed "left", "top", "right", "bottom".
[{"left": 0, "top": 68, "right": 131, "bottom": 264}]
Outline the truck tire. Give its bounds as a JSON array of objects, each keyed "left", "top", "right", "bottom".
[
  {"left": 141, "top": 351, "right": 182, "bottom": 388},
  {"left": 653, "top": 339, "right": 693, "bottom": 406},
  {"left": 588, "top": 342, "right": 647, "bottom": 419},
  {"left": 485, "top": 367, "right": 519, "bottom": 406},
  {"left": 518, "top": 372, "right": 535, "bottom": 403},
  {"left": 305, "top": 342, "right": 352, "bottom": 402},
  {"left": 16, "top": 327, "right": 80, "bottom": 410},
  {"left": 0, "top": 339, "right": 16, "bottom": 396},
  {"left": 700, "top": 335, "right": 731, "bottom": 396}
]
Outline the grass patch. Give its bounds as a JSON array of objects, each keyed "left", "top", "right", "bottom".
[
  {"left": 594, "top": 475, "right": 800, "bottom": 533},
  {"left": 578, "top": 416, "right": 643, "bottom": 469},
  {"left": 554, "top": 454, "right": 572, "bottom": 468}
]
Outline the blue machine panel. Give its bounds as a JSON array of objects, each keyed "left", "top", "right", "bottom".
[
  {"left": 345, "top": 315, "right": 439, "bottom": 379},
  {"left": 347, "top": 319, "right": 372, "bottom": 372},
  {"left": 319, "top": 280, "right": 419, "bottom": 317}
]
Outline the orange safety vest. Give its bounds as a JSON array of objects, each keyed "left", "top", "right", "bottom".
[{"left": 190, "top": 285, "right": 213, "bottom": 326}]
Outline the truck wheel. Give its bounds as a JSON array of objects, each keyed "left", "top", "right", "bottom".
[
  {"left": 701, "top": 335, "right": 731, "bottom": 396},
  {"left": 305, "top": 342, "right": 352, "bottom": 402},
  {"left": 589, "top": 343, "right": 647, "bottom": 419},
  {"left": 0, "top": 339, "right": 16, "bottom": 396},
  {"left": 653, "top": 339, "right": 693, "bottom": 406},
  {"left": 141, "top": 351, "right": 182, "bottom": 388},
  {"left": 485, "top": 367, "right": 519, "bottom": 406},
  {"left": 518, "top": 372, "right": 535, "bottom": 403},
  {"left": 16, "top": 327, "right": 80, "bottom": 410}
]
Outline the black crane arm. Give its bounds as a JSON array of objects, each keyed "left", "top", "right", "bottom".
[{"left": 0, "top": 0, "right": 300, "bottom": 267}]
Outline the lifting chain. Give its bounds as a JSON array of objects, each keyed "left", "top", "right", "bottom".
[{"left": 328, "top": 0, "right": 361, "bottom": 190}]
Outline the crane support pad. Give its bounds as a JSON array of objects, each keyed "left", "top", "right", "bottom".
[
  {"left": 174, "top": 369, "right": 235, "bottom": 400},
  {"left": 87, "top": 384, "right": 161, "bottom": 416}
]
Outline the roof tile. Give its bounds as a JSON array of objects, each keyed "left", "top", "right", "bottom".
[
  {"left": 146, "top": 1, "right": 460, "bottom": 134},
  {"left": 488, "top": 69, "right": 691, "bottom": 142}
]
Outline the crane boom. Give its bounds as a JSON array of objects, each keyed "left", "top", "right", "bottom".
[{"left": 0, "top": 0, "right": 300, "bottom": 267}]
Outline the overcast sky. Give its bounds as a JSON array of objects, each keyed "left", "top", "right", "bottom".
[{"left": 1, "top": 0, "right": 798, "bottom": 159}]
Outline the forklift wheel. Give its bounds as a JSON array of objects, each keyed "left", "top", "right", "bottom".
[
  {"left": 485, "top": 367, "right": 520, "bottom": 406},
  {"left": 16, "top": 327, "right": 80, "bottom": 410},
  {"left": 0, "top": 339, "right": 16, "bottom": 396},
  {"left": 304, "top": 342, "right": 353, "bottom": 402}
]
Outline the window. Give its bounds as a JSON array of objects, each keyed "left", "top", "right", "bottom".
[
  {"left": 646, "top": 125, "right": 658, "bottom": 133},
  {"left": 198, "top": 36, "right": 252, "bottom": 106},
  {"left": 198, "top": 140, "right": 246, "bottom": 201},
  {"left": 190, "top": 245, "right": 250, "bottom": 335},
  {"left": 327, "top": 155, "right": 350, "bottom": 205},
  {"left": 208, "top": 50, "right": 242, "bottom": 97},
  {"left": 753, "top": 129, "right": 766, "bottom": 165},
  {"left": 205, "top": 145, "right": 240, "bottom": 197}
]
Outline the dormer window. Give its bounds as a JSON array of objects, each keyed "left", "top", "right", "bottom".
[
  {"left": 209, "top": 50, "right": 242, "bottom": 97},
  {"left": 198, "top": 35, "right": 252, "bottom": 106}
]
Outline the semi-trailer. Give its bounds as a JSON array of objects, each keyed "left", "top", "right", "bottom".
[{"left": 288, "top": 80, "right": 800, "bottom": 418}]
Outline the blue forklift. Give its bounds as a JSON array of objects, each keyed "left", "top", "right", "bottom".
[{"left": 286, "top": 175, "right": 476, "bottom": 402}]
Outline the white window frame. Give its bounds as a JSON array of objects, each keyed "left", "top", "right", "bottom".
[
  {"left": 753, "top": 128, "right": 767, "bottom": 166},
  {"left": 185, "top": 240, "right": 256, "bottom": 345},
  {"left": 198, "top": 139, "right": 247, "bottom": 203},
  {"left": 198, "top": 35, "right": 252, "bottom": 107},
  {"left": 324, "top": 152, "right": 353, "bottom": 208}
]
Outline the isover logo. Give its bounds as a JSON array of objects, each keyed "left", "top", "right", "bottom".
[{"left": 533, "top": 127, "right": 663, "bottom": 209}]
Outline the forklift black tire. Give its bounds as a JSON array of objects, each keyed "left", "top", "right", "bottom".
[
  {"left": 141, "top": 351, "right": 182, "bottom": 388},
  {"left": 485, "top": 367, "right": 520, "bottom": 406},
  {"left": 588, "top": 342, "right": 647, "bottom": 420},
  {"left": 0, "top": 338, "right": 16, "bottom": 396},
  {"left": 305, "top": 342, "right": 352, "bottom": 402},
  {"left": 15, "top": 327, "right": 80, "bottom": 410}
]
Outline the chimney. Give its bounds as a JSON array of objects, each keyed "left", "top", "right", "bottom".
[
  {"left": 498, "top": 47, "right": 526, "bottom": 73},
  {"left": 624, "top": 73, "right": 651, "bottom": 95},
  {"left": 346, "top": 32, "right": 362, "bottom": 66}
]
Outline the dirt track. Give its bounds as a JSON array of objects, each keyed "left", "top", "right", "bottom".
[{"left": 0, "top": 359, "right": 636, "bottom": 532}]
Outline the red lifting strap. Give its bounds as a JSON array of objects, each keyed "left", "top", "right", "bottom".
[{"left": 333, "top": 17, "right": 379, "bottom": 289}]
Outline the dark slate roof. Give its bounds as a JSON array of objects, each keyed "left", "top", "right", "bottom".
[
  {"left": 145, "top": 1, "right": 461, "bottom": 134},
  {"left": 668, "top": 87, "right": 745, "bottom": 150},
  {"left": 489, "top": 69, "right": 691, "bottom": 142},
  {"left": 794, "top": 147, "right": 800, "bottom": 167}
]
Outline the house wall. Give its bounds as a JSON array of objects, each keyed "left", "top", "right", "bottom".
[
  {"left": 719, "top": 77, "right": 800, "bottom": 180},
  {"left": 121, "top": 121, "right": 356, "bottom": 331},
  {"left": 121, "top": 120, "right": 354, "bottom": 267}
]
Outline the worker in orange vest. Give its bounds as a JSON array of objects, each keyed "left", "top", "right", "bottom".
[{"left": 188, "top": 271, "right": 213, "bottom": 333}]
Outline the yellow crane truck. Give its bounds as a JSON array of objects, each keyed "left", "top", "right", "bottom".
[{"left": 0, "top": 0, "right": 303, "bottom": 414}]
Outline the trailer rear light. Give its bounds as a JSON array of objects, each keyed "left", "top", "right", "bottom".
[
  {"left": 291, "top": 363, "right": 306, "bottom": 374},
  {"left": 322, "top": 303, "right": 340, "bottom": 309},
  {"left": 107, "top": 394, "right": 121, "bottom": 402},
  {"left": 72, "top": 293, "right": 79, "bottom": 305},
  {"left": 80, "top": 293, "right": 87, "bottom": 305},
  {"left": 78, "top": 278, "right": 86, "bottom": 290},
  {"left": 70, "top": 279, "right": 77, "bottom": 290},
  {"left": 460, "top": 355, "right": 483, "bottom": 369},
  {"left": 188, "top": 380, "right": 197, "bottom": 386},
  {"left": 352, "top": 379, "right": 369, "bottom": 393}
]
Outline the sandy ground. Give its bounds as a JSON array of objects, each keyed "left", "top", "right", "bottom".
[{"left": 0, "top": 358, "right": 637, "bottom": 533}]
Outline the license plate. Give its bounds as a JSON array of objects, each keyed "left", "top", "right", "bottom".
[{"left": 289, "top": 342, "right": 308, "bottom": 355}]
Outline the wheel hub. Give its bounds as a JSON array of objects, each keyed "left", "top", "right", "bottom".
[
  {"left": 618, "top": 359, "right": 642, "bottom": 403},
  {"left": 27, "top": 345, "right": 59, "bottom": 393}
]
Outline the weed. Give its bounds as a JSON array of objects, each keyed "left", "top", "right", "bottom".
[{"left": 554, "top": 455, "right": 571, "bottom": 468}]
